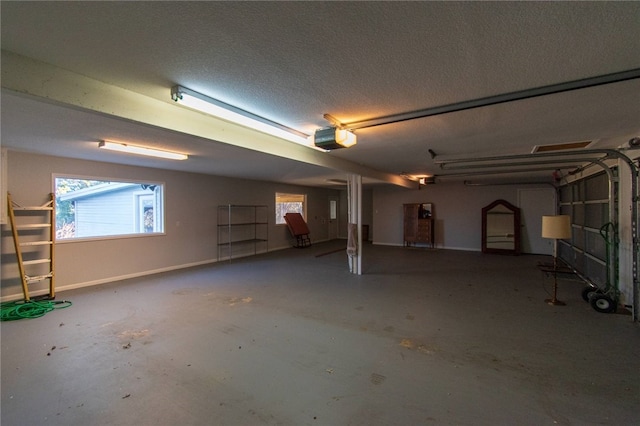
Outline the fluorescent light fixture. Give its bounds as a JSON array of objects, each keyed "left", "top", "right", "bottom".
[
  {"left": 313, "top": 127, "right": 357, "bottom": 150},
  {"left": 98, "top": 141, "right": 188, "bottom": 160},
  {"left": 171, "top": 85, "right": 316, "bottom": 148}
]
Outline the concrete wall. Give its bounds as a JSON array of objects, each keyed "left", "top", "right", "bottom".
[{"left": 1, "top": 151, "right": 340, "bottom": 299}]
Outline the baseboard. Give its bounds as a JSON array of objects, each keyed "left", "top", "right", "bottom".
[
  {"left": 371, "top": 242, "right": 480, "bottom": 252},
  {"left": 0, "top": 242, "right": 325, "bottom": 302},
  {"left": 0, "top": 258, "right": 220, "bottom": 302}
]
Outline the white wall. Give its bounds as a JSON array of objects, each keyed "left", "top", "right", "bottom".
[
  {"left": 372, "top": 181, "right": 552, "bottom": 251},
  {"left": 1, "top": 151, "right": 340, "bottom": 299}
]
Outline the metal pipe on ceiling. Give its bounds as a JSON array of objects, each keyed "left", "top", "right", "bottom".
[
  {"left": 464, "top": 180, "right": 556, "bottom": 188},
  {"left": 435, "top": 165, "right": 577, "bottom": 179},
  {"left": 435, "top": 149, "right": 617, "bottom": 167},
  {"left": 341, "top": 69, "right": 640, "bottom": 130},
  {"left": 442, "top": 157, "right": 611, "bottom": 172}
]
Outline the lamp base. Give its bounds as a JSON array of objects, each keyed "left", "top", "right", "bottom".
[{"left": 545, "top": 298, "right": 566, "bottom": 306}]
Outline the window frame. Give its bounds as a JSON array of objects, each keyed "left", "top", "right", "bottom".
[
  {"left": 275, "top": 192, "right": 306, "bottom": 225},
  {"left": 53, "top": 174, "right": 166, "bottom": 243}
]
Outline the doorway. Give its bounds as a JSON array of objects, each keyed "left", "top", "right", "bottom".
[
  {"left": 328, "top": 197, "right": 339, "bottom": 240},
  {"left": 518, "top": 187, "right": 556, "bottom": 254}
]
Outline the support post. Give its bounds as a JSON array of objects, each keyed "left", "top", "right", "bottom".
[{"left": 347, "top": 174, "right": 362, "bottom": 275}]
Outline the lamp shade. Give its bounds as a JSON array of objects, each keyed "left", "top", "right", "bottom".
[{"left": 541, "top": 215, "right": 572, "bottom": 239}]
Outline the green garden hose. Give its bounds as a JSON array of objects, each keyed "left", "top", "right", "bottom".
[{"left": 0, "top": 299, "right": 72, "bottom": 321}]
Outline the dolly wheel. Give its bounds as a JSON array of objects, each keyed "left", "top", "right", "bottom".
[
  {"left": 582, "top": 286, "right": 600, "bottom": 302},
  {"left": 590, "top": 294, "right": 617, "bottom": 314}
]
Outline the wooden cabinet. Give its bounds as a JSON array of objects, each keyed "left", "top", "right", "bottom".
[{"left": 403, "top": 203, "right": 434, "bottom": 247}]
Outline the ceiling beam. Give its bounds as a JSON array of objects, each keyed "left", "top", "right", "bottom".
[{"left": 1, "top": 51, "right": 415, "bottom": 189}]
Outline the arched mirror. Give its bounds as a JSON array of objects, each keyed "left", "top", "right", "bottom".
[{"left": 482, "top": 199, "right": 521, "bottom": 255}]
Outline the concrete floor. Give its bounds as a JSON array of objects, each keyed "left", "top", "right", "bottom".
[{"left": 1, "top": 241, "right": 638, "bottom": 425}]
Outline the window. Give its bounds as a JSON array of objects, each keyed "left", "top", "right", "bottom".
[
  {"left": 54, "top": 176, "right": 164, "bottom": 240},
  {"left": 275, "top": 192, "right": 306, "bottom": 224}
]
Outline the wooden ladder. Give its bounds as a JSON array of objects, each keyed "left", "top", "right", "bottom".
[{"left": 7, "top": 193, "right": 56, "bottom": 301}]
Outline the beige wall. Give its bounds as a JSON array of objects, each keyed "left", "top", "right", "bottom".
[
  {"left": 372, "top": 181, "right": 551, "bottom": 251},
  {"left": 6, "top": 150, "right": 632, "bottom": 306},
  {"left": 1, "top": 151, "right": 340, "bottom": 299}
]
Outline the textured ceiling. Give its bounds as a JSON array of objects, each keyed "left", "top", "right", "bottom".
[{"left": 1, "top": 1, "right": 639, "bottom": 186}]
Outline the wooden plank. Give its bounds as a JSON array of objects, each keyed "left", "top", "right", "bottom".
[
  {"left": 23, "top": 259, "right": 51, "bottom": 265},
  {"left": 19, "top": 241, "right": 53, "bottom": 246}
]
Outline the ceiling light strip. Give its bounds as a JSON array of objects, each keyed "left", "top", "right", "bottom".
[
  {"left": 171, "top": 85, "right": 311, "bottom": 146},
  {"left": 342, "top": 68, "right": 640, "bottom": 130},
  {"left": 98, "top": 141, "right": 187, "bottom": 160}
]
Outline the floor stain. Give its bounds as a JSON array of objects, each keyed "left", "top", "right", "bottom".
[
  {"left": 417, "top": 344, "right": 435, "bottom": 355},
  {"left": 118, "top": 329, "right": 150, "bottom": 339},
  {"left": 400, "top": 338, "right": 414, "bottom": 349},
  {"left": 400, "top": 338, "right": 436, "bottom": 355},
  {"left": 172, "top": 289, "right": 192, "bottom": 295},
  {"left": 227, "top": 296, "right": 253, "bottom": 306},
  {"left": 370, "top": 373, "right": 386, "bottom": 385}
]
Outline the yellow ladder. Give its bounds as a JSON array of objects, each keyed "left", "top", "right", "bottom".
[{"left": 7, "top": 192, "right": 56, "bottom": 301}]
